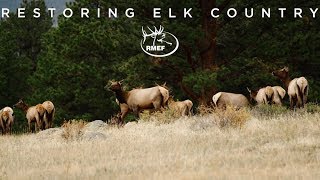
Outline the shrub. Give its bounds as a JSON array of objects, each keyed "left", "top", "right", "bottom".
[
  {"left": 214, "top": 106, "right": 251, "bottom": 128},
  {"left": 250, "top": 105, "right": 289, "bottom": 119},
  {"left": 197, "top": 104, "right": 215, "bottom": 116},
  {"left": 107, "top": 112, "right": 122, "bottom": 126},
  {"left": 139, "top": 108, "right": 185, "bottom": 124},
  {"left": 191, "top": 106, "right": 251, "bottom": 130},
  {"left": 61, "top": 120, "right": 87, "bottom": 141},
  {"left": 305, "top": 103, "right": 320, "bottom": 113}
]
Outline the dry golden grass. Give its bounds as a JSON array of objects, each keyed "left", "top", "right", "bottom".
[
  {"left": 139, "top": 108, "right": 183, "bottom": 124},
  {"left": 1, "top": 109, "right": 320, "bottom": 179},
  {"left": 61, "top": 120, "right": 87, "bottom": 141}
]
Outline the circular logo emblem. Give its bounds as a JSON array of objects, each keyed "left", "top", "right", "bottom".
[{"left": 141, "top": 25, "right": 179, "bottom": 58}]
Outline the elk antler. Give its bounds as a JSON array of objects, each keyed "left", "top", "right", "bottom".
[
  {"left": 148, "top": 26, "right": 155, "bottom": 34},
  {"left": 142, "top": 27, "right": 147, "bottom": 43},
  {"left": 158, "top": 25, "right": 164, "bottom": 34}
]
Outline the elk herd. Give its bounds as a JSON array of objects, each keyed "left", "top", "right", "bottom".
[
  {"left": 210, "top": 67, "right": 308, "bottom": 109},
  {"left": 0, "top": 99, "right": 55, "bottom": 135},
  {"left": 108, "top": 66, "right": 309, "bottom": 124},
  {"left": 0, "top": 66, "right": 309, "bottom": 134}
]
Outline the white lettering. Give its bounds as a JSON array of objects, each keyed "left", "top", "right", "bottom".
[
  {"left": 18, "top": 8, "right": 25, "bottom": 18},
  {"left": 125, "top": 8, "right": 134, "bottom": 18},
  {"left": 154, "top": 8, "right": 161, "bottom": 18},
  {"left": 81, "top": 8, "right": 89, "bottom": 18},
  {"left": 2, "top": 8, "right": 10, "bottom": 18},
  {"left": 63, "top": 8, "right": 73, "bottom": 18},
  {"left": 48, "top": 8, "right": 56, "bottom": 18},
  {"left": 184, "top": 8, "right": 192, "bottom": 18},
  {"left": 227, "top": 8, "right": 237, "bottom": 18},
  {"left": 278, "top": 8, "right": 286, "bottom": 18},
  {"left": 310, "top": 8, "right": 318, "bottom": 18}
]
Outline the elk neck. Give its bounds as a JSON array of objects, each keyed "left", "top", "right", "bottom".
[
  {"left": 18, "top": 103, "right": 29, "bottom": 113},
  {"left": 114, "top": 89, "right": 129, "bottom": 104},
  {"left": 281, "top": 76, "right": 292, "bottom": 90}
]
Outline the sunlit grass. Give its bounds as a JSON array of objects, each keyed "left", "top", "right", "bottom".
[{"left": 0, "top": 106, "right": 320, "bottom": 179}]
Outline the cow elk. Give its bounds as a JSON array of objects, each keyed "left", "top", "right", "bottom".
[
  {"left": 0, "top": 107, "right": 14, "bottom": 135},
  {"left": 13, "top": 99, "right": 43, "bottom": 132},
  {"left": 106, "top": 81, "right": 164, "bottom": 124},
  {"left": 272, "top": 67, "right": 308, "bottom": 109},
  {"left": 212, "top": 92, "right": 249, "bottom": 109}
]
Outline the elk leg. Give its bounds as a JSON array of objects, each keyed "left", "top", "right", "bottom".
[
  {"left": 28, "top": 122, "right": 32, "bottom": 133},
  {"left": 152, "top": 101, "right": 162, "bottom": 112},
  {"left": 5, "top": 123, "right": 8, "bottom": 134},
  {"left": 0, "top": 120, "right": 4, "bottom": 135},
  {"left": 289, "top": 96, "right": 294, "bottom": 110},
  {"left": 35, "top": 116, "right": 42, "bottom": 132},
  {"left": 182, "top": 107, "right": 187, "bottom": 116},
  {"left": 44, "top": 114, "right": 50, "bottom": 129},
  {"left": 303, "top": 86, "right": 308, "bottom": 107},
  {"left": 296, "top": 93, "right": 302, "bottom": 108},
  {"left": 119, "top": 104, "right": 130, "bottom": 125},
  {"left": 301, "top": 94, "right": 306, "bottom": 108},
  {"left": 7, "top": 126, "right": 11, "bottom": 135},
  {"left": 120, "top": 109, "right": 129, "bottom": 125},
  {"left": 132, "top": 106, "right": 140, "bottom": 119},
  {"left": 49, "top": 118, "right": 53, "bottom": 128},
  {"left": 34, "top": 123, "right": 38, "bottom": 132}
]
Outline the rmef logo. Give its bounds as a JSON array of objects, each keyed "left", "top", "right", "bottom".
[{"left": 141, "top": 25, "right": 179, "bottom": 58}]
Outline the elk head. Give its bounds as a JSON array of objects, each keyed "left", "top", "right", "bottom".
[{"left": 272, "top": 67, "right": 289, "bottom": 80}]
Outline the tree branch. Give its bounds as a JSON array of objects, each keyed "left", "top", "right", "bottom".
[
  {"left": 218, "top": 0, "right": 261, "bottom": 29},
  {"left": 163, "top": 61, "right": 199, "bottom": 100},
  {"left": 182, "top": 44, "right": 196, "bottom": 72}
]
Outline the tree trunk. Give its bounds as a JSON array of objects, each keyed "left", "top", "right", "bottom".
[
  {"left": 199, "top": 0, "right": 217, "bottom": 70},
  {"left": 176, "top": 0, "right": 231, "bottom": 105}
]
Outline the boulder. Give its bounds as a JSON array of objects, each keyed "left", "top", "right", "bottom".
[
  {"left": 81, "top": 131, "right": 107, "bottom": 141},
  {"left": 83, "top": 120, "right": 108, "bottom": 132}
]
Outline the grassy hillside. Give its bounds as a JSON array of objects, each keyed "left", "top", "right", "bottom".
[{"left": 1, "top": 106, "right": 320, "bottom": 179}]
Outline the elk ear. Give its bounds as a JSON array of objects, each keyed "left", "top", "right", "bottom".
[
  {"left": 283, "top": 66, "right": 289, "bottom": 72},
  {"left": 247, "top": 87, "right": 251, "bottom": 93},
  {"left": 162, "top": 82, "right": 167, "bottom": 86},
  {"left": 119, "top": 79, "right": 124, "bottom": 85}
]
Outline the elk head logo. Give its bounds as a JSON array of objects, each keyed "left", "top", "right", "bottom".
[{"left": 140, "top": 25, "right": 179, "bottom": 58}]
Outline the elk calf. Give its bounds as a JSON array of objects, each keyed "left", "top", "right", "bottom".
[{"left": 168, "top": 97, "right": 193, "bottom": 116}]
